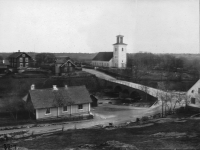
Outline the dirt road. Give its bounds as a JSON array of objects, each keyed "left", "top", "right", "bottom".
[{"left": 0, "top": 103, "right": 162, "bottom": 135}]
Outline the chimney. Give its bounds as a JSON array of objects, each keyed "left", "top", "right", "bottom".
[
  {"left": 65, "top": 85, "right": 68, "bottom": 89},
  {"left": 18, "top": 50, "right": 20, "bottom": 52},
  {"left": 31, "top": 84, "right": 35, "bottom": 90},
  {"left": 53, "top": 85, "right": 58, "bottom": 90}
]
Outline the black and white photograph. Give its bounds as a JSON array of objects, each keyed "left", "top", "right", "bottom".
[{"left": 0, "top": 0, "right": 199, "bottom": 149}]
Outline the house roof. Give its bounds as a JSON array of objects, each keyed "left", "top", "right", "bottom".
[
  {"left": 60, "top": 60, "right": 76, "bottom": 67},
  {"left": 26, "top": 85, "right": 92, "bottom": 109},
  {"left": 92, "top": 52, "right": 113, "bottom": 61},
  {"left": 9, "top": 52, "right": 32, "bottom": 58}
]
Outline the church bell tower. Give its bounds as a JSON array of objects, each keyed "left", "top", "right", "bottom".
[{"left": 113, "top": 35, "right": 127, "bottom": 68}]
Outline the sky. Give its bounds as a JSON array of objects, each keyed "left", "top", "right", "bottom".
[{"left": 0, "top": 0, "right": 199, "bottom": 54}]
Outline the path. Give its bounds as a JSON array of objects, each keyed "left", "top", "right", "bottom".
[{"left": 83, "top": 68, "right": 186, "bottom": 105}]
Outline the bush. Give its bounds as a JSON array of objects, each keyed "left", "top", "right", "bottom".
[{"left": 141, "top": 116, "right": 149, "bottom": 122}]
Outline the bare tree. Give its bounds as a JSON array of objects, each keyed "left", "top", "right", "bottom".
[
  {"left": 172, "top": 92, "right": 187, "bottom": 112},
  {"left": 140, "top": 85, "right": 149, "bottom": 101}
]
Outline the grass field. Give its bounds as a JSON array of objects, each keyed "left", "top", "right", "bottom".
[{"left": 8, "top": 118, "right": 200, "bottom": 149}]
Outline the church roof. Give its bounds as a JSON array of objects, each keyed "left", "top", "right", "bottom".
[
  {"left": 113, "top": 43, "right": 127, "bottom": 45},
  {"left": 92, "top": 52, "right": 113, "bottom": 61}
]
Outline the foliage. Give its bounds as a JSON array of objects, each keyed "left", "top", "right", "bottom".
[
  {"left": 128, "top": 52, "right": 199, "bottom": 78},
  {"left": 3, "top": 96, "right": 25, "bottom": 120},
  {"left": 35, "top": 53, "right": 56, "bottom": 66}
]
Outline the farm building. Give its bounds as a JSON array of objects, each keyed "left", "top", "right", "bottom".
[
  {"left": 186, "top": 79, "right": 200, "bottom": 111},
  {"left": 8, "top": 50, "right": 33, "bottom": 69},
  {"left": 23, "top": 84, "right": 92, "bottom": 120},
  {"left": 55, "top": 56, "right": 76, "bottom": 76}
]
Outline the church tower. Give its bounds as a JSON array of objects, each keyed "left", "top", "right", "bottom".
[{"left": 113, "top": 35, "right": 127, "bottom": 68}]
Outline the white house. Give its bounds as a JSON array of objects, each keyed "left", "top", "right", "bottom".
[
  {"left": 24, "top": 84, "right": 92, "bottom": 120},
  {"left": 91, "top": 35, "right": 127, "bottom": 68},
  {"left": 186, "top": 79, "right": 200, "bottom": 110}
]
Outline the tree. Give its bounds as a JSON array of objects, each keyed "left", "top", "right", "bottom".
[
  {"left": 140, "top": 85, "right": 149, "bottom": 101},
  {"left": 157, "top": 82, "right": 172, "bottom": 117},
  {"left": 131, "top": 59, "right": 148, "bottom": 83},
  {"left": 172, "top": 92, "right": 187, "bottom": 112},
  {"left": 35, "top": 53, "right": 56, "bottom": 66},
  {"left": 3, "top": 97, "right": 25, "bottom": 121}
]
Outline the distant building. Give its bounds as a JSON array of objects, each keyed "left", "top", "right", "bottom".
[
  {"left": 23, "top": 85, "right": 92, "bottom": 120},
  {"left": 55, "top": 56, "right": 76, "bottom": 76},
  {"left": 92, "top": 35, "right": 127, "bottom": 68},
  {"left": 186, "top": 79, "right": 200, "bottom": 111},
  {"left": 0, "top": 64, "right": 7, "bottom": 74},
  {"left": 8, "top": 50, "right": 32, "bottom": 69}
]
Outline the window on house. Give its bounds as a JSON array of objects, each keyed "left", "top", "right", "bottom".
[
  {"left": 68, "top": 63, "right": 71, "bottom": 66},
  {"left": 25, "top": 63, "right": 28, "bottom": 67},
  {"left": 122, "top": 48, "right": 123, "bottom": 51},
  {"left": 19, "top": 57, "right": 23, "bottom": 62},
  {"left": 191, "top": 98, "right": 195, "bottom": 104},
  {"left": 191, "top": 90, "right": 194, "bottom": 93},
  {"left": 115, "top": 48, "right": 117, "bottom": 51},
  {"left": 25, "top": 57, "right": 28, "bottom": 62},
  {"left": 20, "top": 63, "right": 23, "bottom": 67},
  {"left": 78, "top": 104, "right": 83, "bottom": 110},
  {"left": 22, "top": 54, "right": 25, "bottom": 57},
  {"left": 198, "top": 88, "right": 200, "bottom": 94},
  {"left": 63, "top": 106, "right": 67, "bottom": 112},
  {"left": 46, "top": 108, "right": 51, "bottom": 114}
]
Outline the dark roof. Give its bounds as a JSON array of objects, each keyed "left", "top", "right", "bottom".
[
  {"left": 60, "top": 60, "right": 76, "bottom": 67},
  {"left": 9, "top": 52, "right": 32, "bottom": 58},
  {"left": 113, "top": 43, "right": 127, "bottom": 45},
  {"left": 92, "top": 52, "right": 113, "bottom": 61},
  {"left": 55, "top": 56, "right": 70, "bottom": 64},
  {"left": 116, "top": 35, "right": 124, "bottom": 37},
  {"left": 26, "top": 85, "right": 92, "bottom": 109}
]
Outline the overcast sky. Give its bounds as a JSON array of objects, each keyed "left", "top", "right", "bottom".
[{"left": 0, "top": 0, "right": 199, "bottom": 53}]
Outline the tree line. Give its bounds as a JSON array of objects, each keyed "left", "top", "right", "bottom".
[{"left": 127, "top": 52, "right": 200, "bottom": 74}]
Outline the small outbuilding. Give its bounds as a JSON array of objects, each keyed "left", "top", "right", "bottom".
[
  {"left": 55, "top": 56, "right": 76, "bottom": 76},
  {"left": 90, "top": 95, "right": 98, "bottom": 107}
]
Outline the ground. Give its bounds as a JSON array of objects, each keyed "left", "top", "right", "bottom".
[
  {"left": 0, "top": 68, "right": 197, "bottom": 149},
  {"left": 3, "top": 117, "right": 200, "bottom": 149},
  {"left": 0, "top": 101, "right": 196, "bottom": 149}
]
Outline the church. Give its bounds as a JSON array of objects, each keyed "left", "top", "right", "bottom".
[{"left": 91, "top": 35, "right": 127, "bottom": 68}]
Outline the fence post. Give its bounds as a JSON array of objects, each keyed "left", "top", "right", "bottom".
[{"left": 62, "top": 125, "right": 64, "bottom": 132}]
